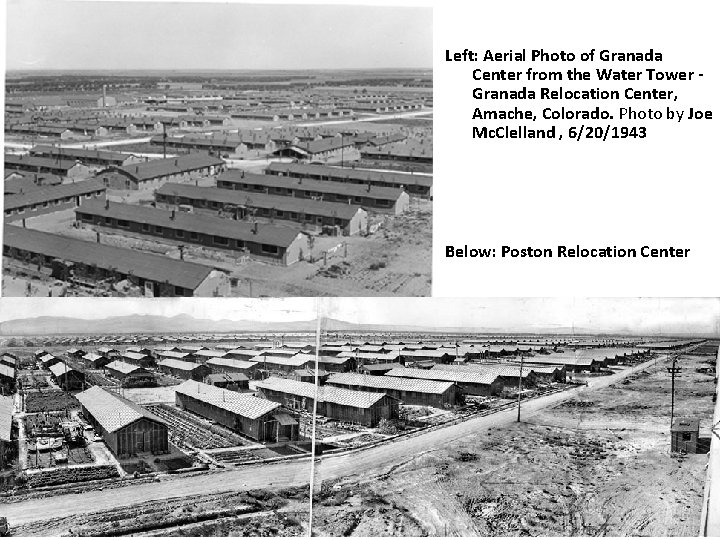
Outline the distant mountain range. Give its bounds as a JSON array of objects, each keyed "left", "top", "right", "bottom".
[
  {"left": 0, "top": 314, "right": 314, "bottom": 336},
  {"left": 0, "top": 314, "right": 712, "bottom": 338}
]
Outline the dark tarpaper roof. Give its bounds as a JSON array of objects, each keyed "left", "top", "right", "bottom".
[
  {"left": 157, "top": 182, "right": 363, "bottom": 220},
  {"left": 217, "top": 170, "right": 406, "bottom": 201},
  {"left": 31, "top": 145, "right": 132, "bottom": 163},
  {"left": 671, "top": 417, "right": 700, "bottom": 432},
  {"left": 77, "top": 199, "right": 304, "bottom": 248},
  {"left": 265, "top": 162, "right": 433, "bottom": 188},
  {"left": 206, "top": 372, "right": 249, "bottom": 383},
  {"left": 4, "top": 225, "right": 214, "bottom": 291},
  {"left": 4, "top": 153, "right": 81, "bottom": 171},
  {"left": 5, "top": 178, "right": 106, "bottom": 210},
  {"left": 108, "top": 153, "right": 224, "bottom": 182}
]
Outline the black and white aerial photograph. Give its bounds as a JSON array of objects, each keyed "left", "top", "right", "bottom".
[
  {"left": 2, "top": 0, "right": 433, "bottom": 298},
  {"left": 0, "top": 297, "right": 718, "bottom": 536}
]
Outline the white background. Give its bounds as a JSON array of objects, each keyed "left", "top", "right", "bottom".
[{"left": 433, "top": 0, "right": 719, "bottom": 297}]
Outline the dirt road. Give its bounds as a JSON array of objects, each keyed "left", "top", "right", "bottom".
[
  {"left": 311, "top": 352, "right": 713, "bottom": 536},
  {"left": 297, "top": 109, "right": 433, "bottom": 128},
  {"left": 314, "top": 358, "right": 659, "bottom": 485},
  {"left": 2, "top": 358, "right": 655, "bottom": 526}
]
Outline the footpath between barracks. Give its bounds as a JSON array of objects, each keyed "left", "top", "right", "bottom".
[{"left": 2, "top": 355, "right": 663, "bottom": 525}]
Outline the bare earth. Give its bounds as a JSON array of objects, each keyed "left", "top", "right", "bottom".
[
  {"left": 5, "top": 355, "right": 707, "bottom": 537},
  {"left": 311, "top": 354, "right": 715, "bottom": 536}
]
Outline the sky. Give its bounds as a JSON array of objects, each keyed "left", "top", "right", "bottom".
[
  {"left": 322, "top": 298, "right": 720, "bottom": 336},
  {"left": 0, "top": 297, "right": 318, "bottom": 323},
  {"left": 1, "top": 298, "right": 717, "bottom": 336},
  {"left": 5, "top": 0, "right": 433, "bottom": 71}
]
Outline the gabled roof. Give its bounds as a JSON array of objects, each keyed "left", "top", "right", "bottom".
[
  {"left": 4, "top": 153, "right": 82, "bottom": 172},
  {"left": 158, "top": 358, "right": 204, "bottom": 371},
  {"left": 0, "top": 395, "right": 13, "bottom": 442},
  {"left": 389, "top": 366, "right": 499, "bottom": 385},
  {"left": 3, "top": 172, "right": 63, "bottom": 194},
  {"left": 193, "top": 349, "right": 226, "bottom": 358},
  {"left": 528, "top": 354, "right": 597, "bottom": 367},
  {"left": 295, "top": 137, "right": 355, "bottom": 154},
  {"left": 327, "top": 372, "right": 455, "bottom": 395},
  {"left": 49, "top": 362, "right": 82, "bottom": 378},
  {"left": 123, "top": 351, "right": 153, "bottom": 361},
  {"left": 76, "top": 386, "right": 165, "bottom": 433},
  {"left": 30, "top": 145, "right": 131, "bottom": 164},
  {"left": 105, "top": 360, "right": 147, "bottom": 375},
  {"left": 316, "top": 356, "right": 353, "bottom": 365},
  {"left": 399, "top": 349, "right": 455, "bottom": 358},
  {"left": 156, "top": 183, "right": 364, "bottom": 220},
  {"left": 156, "top": 350, "right": 190, "bottom": 359},
  {"left": 4, "top": 226, "right": 215, "bottom": 292},
  {"left": 77, "top": 200, "right": 304, "bottom": 248},
  {"left": 175, "top": 380, "right": 279, "bottom": 420},
  {"left": 256, "top": 355, "right": 311, "bottom": 368},
  {"left": 0, "top": 364, "right": 15, "bottom": 379},
  {"left": 102, "top": 153, "right": 224, "bottom": 183},
  {"left": 205, "top": 372, "right": 249, "bottom": 383},
  {"left": 361, "top": 362, "right": 402, "bottom": 372},
  {"left": 4, "top": 178, "right": 106, "bottom": 211},
  {"left": 256, "top": 376, "right": 388, "bottom": 409},
  {"left": 265, "top": 162, "right": 433, "bottom": 189},
  {"left": 444, "top": 363, "right": 559, "bottom": 376},
  {"left": 206, "top": 357, "right": 258, "bottom": 370},
  {"left": 217, "top": 170, "right": 406, "bottom": 201}
]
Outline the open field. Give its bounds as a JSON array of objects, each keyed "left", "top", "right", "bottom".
[{"left": 310, "top": 353, "right": 715, "bottom": 536}]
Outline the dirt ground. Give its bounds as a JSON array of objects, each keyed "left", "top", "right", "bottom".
[
  {"left": 311, "top": 353, "right": 716, "bottom": 536},
  {"left": 228, "top": 198, "right": 431, "bottom": 297},
  {"left": 12, "top": 486, "right": 310, "bottom": 537}
]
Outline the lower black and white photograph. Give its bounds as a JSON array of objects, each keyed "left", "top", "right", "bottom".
[{"left": 0, "top": 297, "right": 718, "bottom": 536}]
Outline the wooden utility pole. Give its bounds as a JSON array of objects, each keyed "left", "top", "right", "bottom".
[
  {"left": 517, "top": 354, "right": 524, "bottom": 422},
  {"left": 667, "top": 354, "right": 682, "bottom": 424}
]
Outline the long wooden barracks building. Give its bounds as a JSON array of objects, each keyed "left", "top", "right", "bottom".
[
  {"left": 255, "top": 376, "right": 398, "bottom": 427},
  {"left": 175, "top": 380, "right": 298, "bottom": 442},
  {"left": 3, "top": 226, "right": 229, "bottom": 296},
  {"left": 76, "top": 386, "right": 169, "bottom": 458},
  {"left": 385, "top": 366, "right": 503, "bottom": 396},
  {"left": 95, "top": 153, "right": 225, "bottom": 190},
  {"left": 4, "top": 179, "right": 106, "bottom": 221},
  {"left": 215, "top": 170, "right": 410, "bottom": 215},
  {"left": 4, "top": 153, "right": 91, "bottom": 179},
  {"left": 29, "top": 145, "right": 141, "bottom": 168},
  {"left": 155, "top": 183, "right": 368, "bottom": 236},
  {"left": 326, "top": 372, "right": 458, "bottom": 408},
  {"left": 265, "top": 162, "right": 432, "bottom": 198},
  {"left": 75, "top": 200, "right": 309, "bottom": 265}
]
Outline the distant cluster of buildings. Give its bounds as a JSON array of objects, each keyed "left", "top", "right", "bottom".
[
  {"left": 3, "top": 81, "right": 433, "bottom": 297},
  {"left": 0, "top": 335, "right": 702, "bottom": 469}
]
